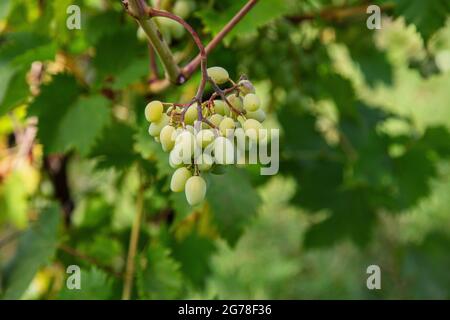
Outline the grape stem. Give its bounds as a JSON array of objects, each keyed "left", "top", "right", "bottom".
[
  {"left": 123, "top": 0, "right": 183, "bottom": 84},
  {"left": 146, "top": 8, "right": 208, "bottom": 125},
  {"left": 147, "top": 0, "right": 259, "bottom": 92},
  {"left": 209, "top": 80, "right": 245, "bottom": 117}
]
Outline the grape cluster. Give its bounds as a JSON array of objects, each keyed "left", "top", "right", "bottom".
[{"left": 145, "top": 67, "right": 268, "bottom": 206}]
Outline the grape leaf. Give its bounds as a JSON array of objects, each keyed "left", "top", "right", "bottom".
[
  {"left": 136, "top": 243, "right": 183, "bottom": 299},
  {"left": 207, "top": 168, "right": 261, "bottom": 245},
  {"left": 89, "top": 121, "right": 138, "bottom": 170},
  {"left": 394, "top": 0, "right": 450, "bottom": 42},
  {"left": 2, "top": 204, "right": 60, "bottom": 299},
  {"left": 93, "top": 26, "right": 143, "bottom": 81},
  {"left": 171, "top": 232, "right": 216, "bottom": 288},
  {"left": 58, "top": 267, "right": 114, "bottom": 300},
  {"left": 304, "top": 187, "right": 376, "bottom": 247},
  {"left": 52, "top": 95, "right": 111, "bottom": 155},
  {"left": 134, "top": 127, "right": 173, "bottom": 178},
  {"left": 402, "top": 233, "right": 450, "bottom": 299},
  {"left": 198, "top": 0, "right": 289, "bottom": 44},
  {"left": 28, "top": 74, "right": 82, "bottom": 154}
]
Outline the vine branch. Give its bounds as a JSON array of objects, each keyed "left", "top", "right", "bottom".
[
  {"left": 124, "top": 0, "right": 183, "bottom": 84},
  {"left": 147, "top": 0, "right": 259, "bottom": 92}
]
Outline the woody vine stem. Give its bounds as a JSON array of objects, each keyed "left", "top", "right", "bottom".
[{"left": 121, "top": 0, "right": 259, "bottom": 300}]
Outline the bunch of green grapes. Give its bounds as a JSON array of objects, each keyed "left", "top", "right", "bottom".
[
  {"left": 137, "top": 0, "right": 196, "bottom": 43},
  {"left": 145, "top": 66, "right": 268, "bottom": 206}
]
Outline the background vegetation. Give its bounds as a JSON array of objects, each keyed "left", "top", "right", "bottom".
[{"left": 1, "top": 0, "right": 450, "bottom": 299}]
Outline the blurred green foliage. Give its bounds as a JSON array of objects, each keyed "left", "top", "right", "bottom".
[{"left": 0, "top": 0, "right": 450, "bottom": 299}]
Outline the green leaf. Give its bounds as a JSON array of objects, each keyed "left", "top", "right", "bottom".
[
  {"left": 402, "top": 233, "right": 450, "bottom": 299},
  {"left": 207, "top": 168, "right": 261, "bottom": 245},
  {"left": 90, "top": 121, "right": 137, "bottom": 170},
  {"left": 171, "top": 232, "right": 216, "bottom": 288},
  {"left": 0, "top": 172, "right": 28, "bottom": 229},
  {"left": 134, "top": 127, "right": 173, "bottom": 178},
  {"left": 198, "top": 0, "right": 289, "bottom": 44},
  {"left": 53, "top": 95, "right": 111, "bottom": 155},
  {"left": 336, "top": 27, "right": 392, "bottom": 87},
  {"left": 93, "top": 27, "right": 143, "bottom": 81},
  {"left": 394, "top": 0, "right": 450, "bottom": 42},
  {"left": 28, "top": 74, "right": 82, "bottom": 154},
  {"left": 2, "top": 204, "right": 60, "bottom": 299},
  {"left": 304, "top": 188, "right": 376, "bottom": 247},
  {"left": 0, "top": 65, "right": 28, "bottom": 115},
  {"left": 136, "top": 243, "right": 183, "bottom": 299},
  {"left": 111, "top": 58, "right": 149, "bottom": 90},
  {"left": 58, "top": 268, "right": 113, "bottom": 300}
]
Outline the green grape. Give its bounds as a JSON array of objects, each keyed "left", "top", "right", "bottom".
[
  {"left": 185, "top": 176, "right": 206, "bottom": 206},
  {"left": 243, "top": 93, "right": 260, "bottom": 112},
  {"left": 196, "top": 153, "right": 213, "bottom": 171},
  {"left": 169, "top": 148, "right": 183, "bottom": 168},
  {"left": 208, "top": 114, "right": 224, "bottom": 128},
  {"left": 219, "top": 117, "right": 235, "bottom": 137},
  {"left": 238, "top": 79, "right": 255, "bottom": 95},
  {"left": 214, "top": 136, "right": 234, "bottom": 164},
  {"left": 185, "top": 125, "right": 195, "bottom": 135},
  {"left": 170, "top": 167, "right": 192, "bottom": 192},
  {"left": 137, "top": 27, "right": 147, "bottom": 42},
  {"left": 234, "top": 127, "right": 249, "bottom": 151},
  {"left": 243, "top": 118, "right": 263, "bottom": 141},
  {"left": 160, "top": 125, "right": 176, "bottom": 152},
  {"left": 246, "top": 108, "right": 266, "bottom": 123},
  {"left": 169, "top": 19, "right": 185, "bottom": 39},
  {"left": 196, "top": 129, "right": 215, "bottom": 148},
  {"left": 148, "top": 114, "right": 169, "bottom": 137},
  {"left": 207, "top": 66, "right": 229, "bottom": 85},
  {"left": 184, "top": 105, "right": 198, "bottom": 125},
  {"left": 173, "top": 0, "right": 191, "bottom": 19},
  {"left": 214, "top": 100, "right": 230, "bottom": 116},
  {"left": 227, "top": 94, "right": 244, "bottom": 112},
  {"left": 145, "top": 101, "right": 164, "bottom": 122},
  {"left": 175, "top": 130, "right": 197, "bottom": 162}
]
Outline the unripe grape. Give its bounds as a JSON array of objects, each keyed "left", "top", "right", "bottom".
[
  {"left": 148, "top": 114, "right": 169, "bottom": 137},
  {"left": 243, "top": 118, "right": 263, "bottom": 141},
  {"left": 169, "top": 149, "right": 183, "bottom": 168},
  {"left": 243, "top": 93, "right": 260, "bottom": 112},
  {"left": 175, "top": 130, "right": 197, "bottom": 162},
  {"left": 208, "top": 114, "right": 223, "bottom": 128},
  {"left": 185, "top": 125, "right": 195, "bottom": 135},
  {"left": 145, "top": 101, "right": 164, "bottom": 122},
  {"left": 137, "top": 27, "right": 147, "bottom": 42},
  {"left": 207, "top": 66, "right": 229, "bottom": 85},
  {"left": 185, "top": 176, "right": 207, "bottom": 206},
  {"left": 196, "top": 129, "right": 215, "bottom": 148},
  {"left": 170, "top": 167, "right": 192, "bottom": 192},
  {"left": 160, "top": 125, "right": 176, "bottom": 152},
  {"left": 214, "top": 136, "right": 234, "bottom": 164},
  {"left": 169, "top": 20, "right": 185, "bottom": 39},
  {"left": 246, "top": 109, "right": 266, "bottom": 123},
  {"left": 184, "top": 105, "right": 198, "bottom": 125},
  {"left": 227, "top": 94, "right": 244, "bottom": 112},
  {"left": 173, "top": 0, "right": 191, "bottom": 19},
  {"left": 214, "top": 100, "right": 230, "bottom": 116},
  {"left": 196, "top": 153, "right": 214, "bottom": 171},
  {"left": 219, "top": 117, "right": 235, "bottom": 137},
  {"left": 238, "top": 79, "right": 255, "bottom": 95}
]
